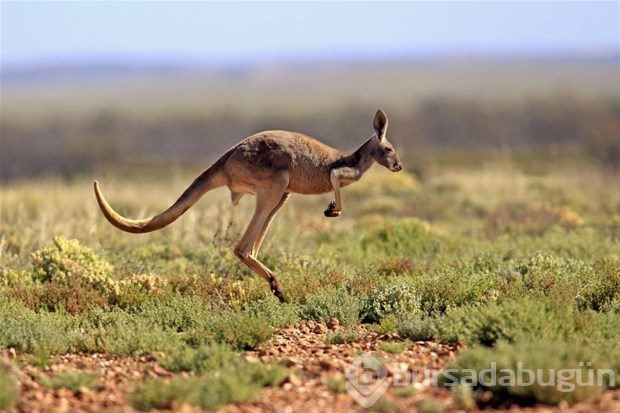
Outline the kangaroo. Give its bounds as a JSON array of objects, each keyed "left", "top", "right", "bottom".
[{"left": 94, "top": 110, "right": 402, "bottom": 302}]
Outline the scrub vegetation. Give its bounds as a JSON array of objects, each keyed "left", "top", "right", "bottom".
[{"left": 1, "top": 160, "right": 618, "bottom": 410}]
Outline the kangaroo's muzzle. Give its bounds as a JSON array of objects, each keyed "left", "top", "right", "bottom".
[{"left": 391, "top": 162, "right": 403, "bottom": 172}]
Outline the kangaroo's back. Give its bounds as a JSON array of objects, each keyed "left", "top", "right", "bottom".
[{"left": 228, "top": 131, "right": 339, "bottom": 194}]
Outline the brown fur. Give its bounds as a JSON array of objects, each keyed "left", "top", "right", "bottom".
[{"left": 94, "top": 110, "right": 402, "bottom": 301}]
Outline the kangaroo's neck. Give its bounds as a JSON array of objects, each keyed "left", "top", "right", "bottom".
[{"left": 331, "top": 138, "right": 375, "bottom": 173}]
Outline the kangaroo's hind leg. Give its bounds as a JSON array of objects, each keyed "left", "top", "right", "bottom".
[
  {"left": 252, "top": 193, "right": 290, "bottom": 257},
  {"left": 233, "top": 173, "right": 290, "bottom": 302}
]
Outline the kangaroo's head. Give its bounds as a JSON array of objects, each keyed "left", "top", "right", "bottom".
[{"left": 370, "top": 110, "right": 402, "bottom": 172}]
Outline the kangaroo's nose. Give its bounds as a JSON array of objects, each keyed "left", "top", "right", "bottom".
[{"left": 393, "top": 163, "right": 403, "bottom": 172}]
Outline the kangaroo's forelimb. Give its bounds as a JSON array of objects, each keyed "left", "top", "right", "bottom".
[
  {"left": 324, "top": 169, "right": 342, "bottom": 217},
  {"left": 324, "top": 166, "right": 366, "bottom": 217}
]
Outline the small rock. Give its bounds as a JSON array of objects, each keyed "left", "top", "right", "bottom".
[
  {"left": 318, "top": 359, "right": 334, "bottom": 370},
  {"left": 77, "top": 386, "right": 91, "bottom": 400},
  {"left": 282, "top": 383, "right": 293, "bottom": 391},
  {"left": 56, "top": 398, "right": 70, "bottom": 413},
  {"left": 327, "top": 318, "right": 340, "bottom": 330},
  {"left": 55, "top": 388, "right": 72, "bottom": 399},
  {"left": 313, "top": 324, "right": 328, "bottom": 334},
  {"left": 284, "top": 373, "right": 302, "bottom": 387},
  {"left": 281, "top": 357, "right": 299, "bottom": 367}
]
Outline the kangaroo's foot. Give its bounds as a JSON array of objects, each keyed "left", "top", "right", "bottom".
[
  {"left": 271, "top": 284, "right": 288, "bottom": 303},
  {"left": 324, "top": 201, "right": 341, "bottom": 218}
]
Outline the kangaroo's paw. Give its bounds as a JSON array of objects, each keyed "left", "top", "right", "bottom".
[
  {"left": 324, "top": 201, "right": 341, "bottom": 218},
  {"left": 271, "top": 287, "right": 288, "bottom": 303}
]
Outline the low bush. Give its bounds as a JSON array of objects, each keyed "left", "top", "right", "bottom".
[
  {"left": 40, "top": 371, "right": 99, "bottom": 392},
  {"left": 357, "top": 217, "right": 442, "bottom": 259},
  {"left": 379, "top": 341, "right": 409, "bottom": 354},
  {"left": 0, "top": 300, "right": 69, "bottom": 355},
  {"left": 300, "top": 287, "right": 362, "bottom": 326},
  {"left": 397, "top": 317, "right": 435, "bottom": 341},
  {"left": 328, "top": 328, "right": 360, "bottom": 344},
  {"left": 452, "top": 385, "right": 476, "bottom": 411},
  {"left": 207, "top": 310, "right": 274, "bottom": 350},
  {"left": 69, "top": 309, "right": 180, "bottom": 356},
  {"left": 370, "top": 314, "right": 399, "bottom": 335},
  {"left": 412, "top": 259, "right": 502, "bottom": 315},
  {"left": 133, "top": 295, "right": 212, "bottom": 332},
  {"left": 361, "top": 283, "right": 421, "bottom": 323},
  {"left": 31, "top": 237, "right": 117, "bottom": 296},
  {"left": 0, "top": 268, "right": 33, "bottom": 287},
  {"left": 324, "top": 374, "right": 347, "bottom": 393},
  {"left": 0, "top": 369, "right": 17, "bottom": 410},
  {"left": 487, "top": 202, "right": 585, "bottom": 236},
  {"left": 157, "top": 344, "right": 239, "bottom": 373},
  {"left": 418, "top": 399, "right": 444, "bottom": 413},
  {"left": 442, "top": 340, "right": 616, "bottom": 405},
  {"left": 130, "top": 357, "right": 286, "bottom": 410},
  {"left": 503, "top": 253, "right": 619, "bottom": 311},
  {"left": 115, "top": 273, "right": 171, "bottom": 308},
  {"left": 245, "top": 297, "right": 301, "bottom": 328},
  {"left": 431, "top": 298, "right": 617, "bottom": 347}
]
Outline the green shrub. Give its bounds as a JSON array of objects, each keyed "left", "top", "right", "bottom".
[
  {"left": 506, "top": 253, "right": 620, "bottom": 311},
  {"left": 40, "top": 371, "right": 99, "bottom": 392},
  {"left": 116, "top": 273, "right": 170, "bottom": 308},
  {"left": 357, "top": 218, "right": 442, "bottom": 259},
  {"left": 418, "top": 399, "right": 444, "bottom": 413},
  {"left": 114, "top": 281, "right": 154, "bottom": 310},
  {"left": 328, "top": 329, "right": 360, "bottom": 344},
  {"left": 601, "top": 295, "right": 620, "bottom": 313},
  {"left": 371, "top": 314, "right": 399, "bottom": 334},
  {"left": 134, "top": 295, "right": 211, "bottom": 332},
  {"left": 130, "top": 359, "right": 286, "bottom": 410},
  {"left": 31, "top": 237, "right": 117, "bottom": 296},
  {"left": 324, "top": 374, "right": 347, "bottom": 393},
  {"left": 379, "top": 341, "right": 409, "bottom": 354},
  {"left": 412, "top": 261, "right": 501, "bottom": 315},
  {"left": 361, "top": 283, "right": 421, "bottom": 323},
  {"left": 397, "top": 317, "right": 435, "bottom": 341},
  {"left": 208, "top": 311, "right": 273, "bottom": 350},
  {"left": 0, "top": 302, "right": 69, "bottom": 354},
  {"left": 431, "top": 298, "right": 591, "bottom": 346},
  {"left": 158, "top": 344, "right": 238, "bottom": 373},
  {"left": 300, "top": 287, "right": 362, "bottom": 326},
  {"left": 0, "top": 268, "right": 33, "bottom": 287},
  {"left": 393, "top": 386, "right": 417, "bottom": 398},
  {"left": 245, "top": 297, "right": 301, "bottom": 328},
  {"left": 579, "top": 258, "right": 620, "bottom": 312},
  {"left": 130, "top": 376, "right": 203, "bottom": 411},
  {"left": 69, "top": 309, "right": 179, "bottom": 356},
  {"left": 442, "top": 340, "right": 616, "bottom": 405},
  {"left": 452, "top": 385, "right": 475, "bottom": 411},
  {"left": 0, "top": 370, "right": 17, "bottom": 410}
]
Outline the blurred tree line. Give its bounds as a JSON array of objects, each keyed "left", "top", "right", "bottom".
[{"left": 1, "top": 95, "right": 618, "bottom": 180}]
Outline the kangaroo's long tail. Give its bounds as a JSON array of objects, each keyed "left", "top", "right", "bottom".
[{"left": 94, "top": 166, "right": 225, "bottom": 234}]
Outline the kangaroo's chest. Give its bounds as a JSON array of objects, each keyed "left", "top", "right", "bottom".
[{"left": 287, "top": 166, "right": 332, "bottom": 194}]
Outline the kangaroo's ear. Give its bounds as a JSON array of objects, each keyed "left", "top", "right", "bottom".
[{"left": 373, "top": 109, "right": 388, "bottom": 141}]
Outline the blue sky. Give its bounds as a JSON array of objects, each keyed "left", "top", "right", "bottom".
[{"left": 2, "top": 1, "right": 619, "bottom": 66}]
